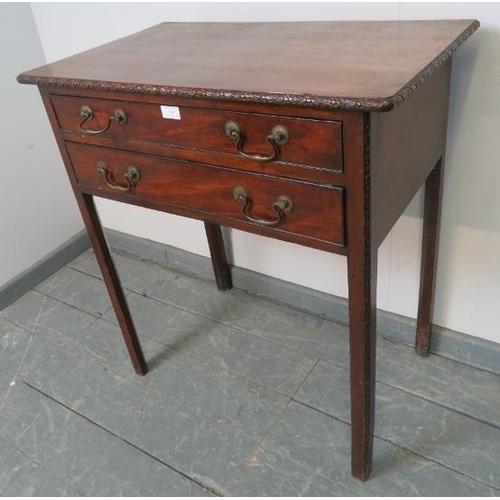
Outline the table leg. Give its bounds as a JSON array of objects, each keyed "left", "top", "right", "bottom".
[
  {"left": 204, "top": 222, "right": 232, "bottom": 291},
  {"left": 415, "top": 158, "right": 444, "bottom": 356},
  {"left": 79, "top": 194, "right": 148, "bottom": 375},
  {"left": 347, "top": 243, "right": 377, "bottom": 481}
]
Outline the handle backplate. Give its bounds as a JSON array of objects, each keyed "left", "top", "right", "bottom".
[
  {"left": 96, "top": 161, "right": 140, "bottom": 192},
  {"left": 80, "top": 106, "right": 127, "bottom": 134},
  {"left": 225, "top": 121, "right": 289, "bottom": 162},
  {"left": 232, "top": 185, "right": 292, "bottom": 227}
]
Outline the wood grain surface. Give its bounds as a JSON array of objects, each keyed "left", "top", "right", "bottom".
[
  {"left": 51, "top": 94, "right": 343, "bottom": 171},
  {"left": 19, "top": 18, "right": 479, "bottom": 482},
  {"left": 66, "top": 142, "right": 346, "bottom": 247},
  {"left": 18, "top": 20, "right": 478, "bottom": 111}
]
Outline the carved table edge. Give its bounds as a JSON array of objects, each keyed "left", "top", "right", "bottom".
[{"left": 17, "top": 20, "right": 479, "bottom": 113}]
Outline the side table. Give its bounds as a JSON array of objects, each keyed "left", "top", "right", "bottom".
[{"left": 18, "top": 19, "right": 479, "bottom": 480}]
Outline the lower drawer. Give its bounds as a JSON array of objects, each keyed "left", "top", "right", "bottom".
[{"left": 66, "top": 142, "right": 345, "bottom": 247}]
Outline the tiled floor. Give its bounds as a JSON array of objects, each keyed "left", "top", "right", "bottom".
[{"left": 0, "top": 249, "right": 499, "bottom": 496}]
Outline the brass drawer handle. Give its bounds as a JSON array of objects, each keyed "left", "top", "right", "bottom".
[
  {"left": 79, "top": 106, "right": 127, "bottom": 134},
  {"left": 225, "top": 121, "right": 289, "bottom": 162},
  {"left": 233, "top": 186, "right": 293, "bottom": 227},
  {"left": 96, "top": 161, "right": 141, "bottom": 192}
]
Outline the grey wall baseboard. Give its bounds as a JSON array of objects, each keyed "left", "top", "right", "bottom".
[
  {"left": 0, "top": 230, "right": 90, "bottom": 311},
  {"left": 105, "top": 229, "right": 500, "bottom": 376}
]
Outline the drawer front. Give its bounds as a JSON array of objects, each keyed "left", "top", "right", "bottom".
[
  {"left": 53, "top": 95, "right": 343, "bottom": 172},
  {"left": 67, "top": 142, "right": 345, "bottom": 246}
]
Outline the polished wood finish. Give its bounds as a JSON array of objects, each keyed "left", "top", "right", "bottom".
[
  {"left": 370, "top": 61, "right": 452, "bottom": 248},
  {"left": 66, "top": 142, "right": 346, "bottom": 248},
  {"left": 79, "top": 194, "right": 148, "bottom": 375},
  {"left": 345, "top": 112, "right": 378, "bottom": 480},
  {"left": 38, "top": 89, "right": 148, "bottom": 376},
  {"left": 18, "top": 20, "right": 479, "bottom": 482},
  {"left": 416, "top": 159, "right": 445, "bottom": 356},
  {"left": 51, "top": 94, "right": 344, "bottom": 172},
  {"left": 18, "top": 21, "right": 478, "bottom": 111},
  {"left": 204, "top": 222, "right": 232, "bottom": 291}
]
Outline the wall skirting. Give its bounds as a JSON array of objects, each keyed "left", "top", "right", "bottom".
[
  {"left": 2, "top": 227, "right": 498, "bottom": 376},
  {"left": 0, "top": 229, "right": 90, "bottom": 311}
]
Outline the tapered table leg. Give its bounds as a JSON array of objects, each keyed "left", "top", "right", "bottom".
[
  {"left": 204, "top": 222, "right": 232, "bottom": 291},
  {"left": 347, "top": 243, "right": 378, "bottom": 481},
  {"left": 415, "top": 158, "right": 444, "bottom": 356},
  {"left": 79, "top": 194, "right": 148, "bottom": 375}
]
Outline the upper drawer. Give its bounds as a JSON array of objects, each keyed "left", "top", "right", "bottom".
[{"left": 51, "top": 95, "right": 343, "bottom": 172}]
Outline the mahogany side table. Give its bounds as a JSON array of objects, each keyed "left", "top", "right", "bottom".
[{"left": 18, "top": 20, "right": 479, "bottom": 480}]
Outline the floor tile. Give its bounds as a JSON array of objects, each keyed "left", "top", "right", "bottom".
[
  {"left": 44, "top": 316, "right": 166, "bottom": 382},
  {"left": 104, "top": 292, "right": 318, "bottom": 396},
  {"left": 377, "top": 336, "right": 500, "bottom": 427},
  {"left": 261, "top": 401, "right": 496, "bottom": 496},
  {"left": 26, "top": 320, "right": 291, "bottom": 441},
  {"left": 21, "top": 336, "right": 260, "bottom": 495},
  {"left": 144, "top": 270, "right": 351, "bottom": 367},
  {"left": 3, "top": 249, "right": 498, "bottom": 495},
  {"left": 20, "top": 341, "right": 284, "bottom": 496},
  {"left": 0, "top": 290, "right": 96, "bottom": 342},
  {"left": 139, "top": 345, "right": 291, "bottom": 440},
  {"left": 0, "top": 383, "right": 210, "bottom": 497},
  {"left": 0, "top": 370, "right": 18, "bottom": 412},
  {"left": 296, "top": 359, "right": 500, "bottom": 489},
  {"left": 294, "top": 358, "right": 351, "bottom": 421},
  {"left": 128, "top": 394, "right": 259, "bottom": 496},
  {"left": 35, "top": 266, "right": 112, "bottom": 317},
  {"left": 375, "top": 383, "right": 500, "bottom": 489},
  {"left": 71, "top": 251, "right": 350, "bottom": 367},
  {"left": 0, "top": 318, "right": 60, "bottom": 380},
  {"left": 222, "top": 295, "right": 350, "bottom": 368},
  {"left": 0, "top": 437, "right": 80, "bottom": 496},
  {"left": 24, "top": 346, "right": 149, "bottom": 438},
  {"left": 68, "top": 249, "right": 191, "bottom": 298},
  {"left": 102, "top": 289, "right": 223, "bottom": 346},
  {"left": 0, "top": 369, "right": 11, "bottom": 390},
  {"left": 65, "top": 249, "right": 99, "bottom": 276},
  {"left": 223, "top": 445, "right": 356, "bottom": 496}
]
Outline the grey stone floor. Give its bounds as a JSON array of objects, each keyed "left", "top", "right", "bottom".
[{"left": 0, "top": 248, "right": 499, "bottom": 496}]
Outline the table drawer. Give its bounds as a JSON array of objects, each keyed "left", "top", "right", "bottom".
[
  {"left": 52, "top": 95, "right": 343, "bottom": 172},
  {"left": 67, "top": 142, "right": 345, "bottom": 247}
]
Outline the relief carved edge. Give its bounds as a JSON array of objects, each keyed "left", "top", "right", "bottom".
[{"left": 17, "top": 21, "right": 479, "bottom": 112}]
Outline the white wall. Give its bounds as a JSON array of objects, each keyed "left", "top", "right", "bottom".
[
  {"left": 29, "top": 3, "right": 500, "bottom": 344},
  {"left": 0, "top": 3, "right": 83, "bottom": 287}
]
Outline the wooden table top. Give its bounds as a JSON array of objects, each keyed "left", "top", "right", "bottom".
[{"left": 18, "top": 20, "right": 479, "bottom": 111}]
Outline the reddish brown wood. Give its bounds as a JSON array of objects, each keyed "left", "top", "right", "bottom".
[
  {"left": 370, "top": 61, "right": 452, "bottom": 248},
  {"left": 79, "top": 194, "right": 148, "bottom": 375},
  {"left": 60, "top": 129, "right": 345, "bottom": 185},
  {"left": 65, "top": 142, "right": 346, "bottom": 247},
  {"left": 18, "top": 21, "right": 478, "bottom": 111},
  {"left": 204, "top": 223, "right": 233, "bottom": 291},
  {"left": 51, "top": 94, "right": 343, "bottom": 172},
  {"left": 79, "top": 184, "right": 348, "bottom": 255},
  {"left": 348, "top": 246, "right": 378, "bottom": 481},
  {"left": 415, "top": 159, "right": 444, "bottom": 356},
  {"left": 47, "top": 86, "right": 350, "bottom": 121},
  {"left": 345, "top": 112, "right": 377, "bottom": 481},
  {"left": 38, "top": 90, "right": 148, "bottom": 376},
  {"left": 19, "top": 21, "right": 480, "bottom": 482}
]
